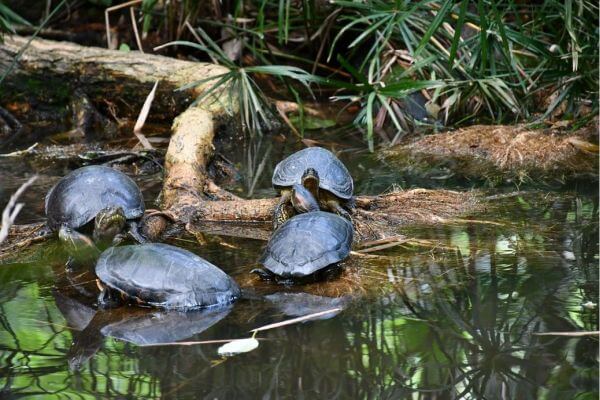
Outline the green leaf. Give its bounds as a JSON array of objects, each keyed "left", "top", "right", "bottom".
[
  {"left": 415, "top": 0, "right": 453, "bottom": 57},
  {"left": 288, "top": 114, "right": 336, "bottom": 130},
  {"left": 0, "top": 2, "right": 31, "bottom": 27},
  {"left": 380, "top": 80, "right": 443, "bottom": 96},
  {"left": 449, "top": 0, "right": 468, "bottom": 67},
  {"left": 337, "top": 54, "right": 369, "bottom": 85},
  {"left": 477, "top": 0, "right": 489, "bottom": 73},
  {"left": 365, "top": 91, "right": 376, "bottom": 152}
]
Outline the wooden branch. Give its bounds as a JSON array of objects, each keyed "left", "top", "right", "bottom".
[
  {"left": 184, "top": 189, "right": 480, "bottom": 242},
  {"left": 0, "top": 35, "right": 231, "bottom": 121}
]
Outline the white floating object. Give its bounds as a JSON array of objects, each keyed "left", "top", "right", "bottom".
[
  {"left": 582, "top": 301, "right": 597, "bottom": 310},
  {"left": 217, "top": 338, "right": 259, "bottom": 356}
]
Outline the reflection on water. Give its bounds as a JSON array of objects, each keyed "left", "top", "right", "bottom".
[
  {"left": 1, "top": 130, "right": 598, "bottom": 399},
  {"left": 1, "top": 190, "right": 597, "bottom": 399}
]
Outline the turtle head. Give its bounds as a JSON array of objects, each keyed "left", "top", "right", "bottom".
[
  {"left": 291, "top": 184, "right": 320, "bottom": 213},
  {"left": 93, "top": 206, "right": 126, "bottom": 245},
  {"left": 301, "top": 168, "right": 320, "bottom": 199}
]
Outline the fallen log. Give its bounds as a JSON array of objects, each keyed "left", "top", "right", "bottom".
[
  {"left": 0, "top": 35, "right": 230, "bottom": 121},
  {"left": 186, "top": 189, "right": 480, "bottom": 242},
  {"left": 0, "top": 36, "right": 481, "bottom": 257}
]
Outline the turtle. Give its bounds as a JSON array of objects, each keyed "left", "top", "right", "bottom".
[
  {"left": 45, "top": 165, "right": 146, "bottom": 263},
  {"left": 272, "top": 146, "right": 354, "bottom": 229},
  {"left": 255, "top": 184, "right": 353, "bottom": 282},
  {"left": 95, "top": 243, "right": 241, "bottom": 310}
]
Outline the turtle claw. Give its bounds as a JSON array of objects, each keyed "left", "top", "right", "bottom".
[
  {"left": 97, "top": 288, "right": 120, "bottom": 309},
  {"left": 329, "top": 201, "right": 352, "bottom": 222},
  {"left": 251, "top": 268, "right": 274, "bottom": 281},
  {"left": 128, "top": 221, "right": 147, "bottom": 244}
]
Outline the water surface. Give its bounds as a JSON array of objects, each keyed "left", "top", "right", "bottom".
[{"left": 0, "top": 127, "right": 598, "bottom": 399}]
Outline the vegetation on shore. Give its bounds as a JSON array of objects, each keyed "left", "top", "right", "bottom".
[{"left": 1, "top": 1, "right": 598, "bottom": 148}]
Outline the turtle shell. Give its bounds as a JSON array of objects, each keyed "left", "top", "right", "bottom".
[
  {"left": 45, "top": 165, "right": 144, "bottom": 231},
  {"left": 272, "top": 147, "right": 353, "bottom": 200},
  {"left": 259, "top": 211, "right": 353, "bottom": 278},
  {"left": 96, "top": 243, "right": 240, "bottom": 310}
]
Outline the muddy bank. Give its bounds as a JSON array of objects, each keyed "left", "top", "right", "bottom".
[{"left": 384, "top": 123, "right": 599, "bottom": 184}]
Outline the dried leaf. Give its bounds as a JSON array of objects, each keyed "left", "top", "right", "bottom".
[{"left": 217, "top": 338, "right": 259, "bottom": 356}]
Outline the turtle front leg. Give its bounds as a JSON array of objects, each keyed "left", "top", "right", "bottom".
[
  {"left": 327, "top": 200, "right": 352, "bottom": 222},
  {"left": 127, "top": 221, "right": 147, "bottom": 244},
  {"left": 250, "top": 268, "right": 275, "bottom": 281},
  {"left": 97, "top": 282, "right": 121, "bottom": 309},
  {"left": 65, "top": 257, "right": 77, "bottom": 273},
  {"left": 273, "top": 190, "right": 293, "bottom": 230}
]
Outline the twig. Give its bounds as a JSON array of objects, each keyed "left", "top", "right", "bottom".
[
  {"left": 356, "top": 240, "right": 409, "bottom": 253},
  {"left": 138, "top": 338, "right": 270, "bottom": 347},
  {"left": 0, "top": 176, "right": 38, "bottom": 244},
  {"left": 105, "top": 0, "right": 142, "bottom": 49},
  {"left": 129, "top": 6, "right": 144, "bottom": 53},
  {"left": 250, "top": 308, "right": 342, "bottom": 332},
  {"left": 132, "top": 80, "right": 157, "bottom": 149},
  {"left": 533, "top": 331, "right": 600, "bottom": 337},
  {"left": 0, "top": 143, "right": 38, "bottom": 157},
  {"left": 358, "top": 235, "right": 407, "bottom": 249}
]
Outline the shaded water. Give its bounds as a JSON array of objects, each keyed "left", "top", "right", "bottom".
[{"left": 0, "top": 127, "right": 598, "bottom": 399}]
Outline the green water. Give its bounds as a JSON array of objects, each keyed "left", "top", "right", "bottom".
[{"left": 0, "top": 128, "right": 598, "bottom": 399}]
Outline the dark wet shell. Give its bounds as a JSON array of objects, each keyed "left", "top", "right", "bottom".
[
  {"left": 96, "top": 243, "right": 240, "bottom": 310},
  {"left": 259, "top": 211, "right": 353, "bottom": 277},
  {"left": 272, "top": 147, "right": 353, "bottom": 199},
  {"left": 45, "top": 165, "right": 144, "bottom": 231}
]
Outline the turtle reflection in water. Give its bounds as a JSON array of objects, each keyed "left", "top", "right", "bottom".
[
  {"left": 45, "top": 165, "right": 146, "bottom": 267},
  {"left": 265, "top": 292, "right": 351, "bottom": 320},
  {"left": 95, "top": 243, "right": 241, "bottom": 310},
  {"left": 65, "top": 302, "right": 233, "bottom": 370},
  {"left": 255, "top": 185, "right": 354, "bottom": 283},
  {"left": 272, "top": 146, "right": 354, "bottom": 228}
]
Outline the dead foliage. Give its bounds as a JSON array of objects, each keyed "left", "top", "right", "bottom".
[
  {"left": 388, "top": 122, "right": 598, "bottom": 181},
  {"left": 352, "top": 188, "right": 481, "bottom": 241}
]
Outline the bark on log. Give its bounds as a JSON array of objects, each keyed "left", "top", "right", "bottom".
[
  {"left": 187, "top": 189, "right": 481, "bottom": 242},
  {"left": 0, "top": 35, "right": 230, "bottom": 120}
]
